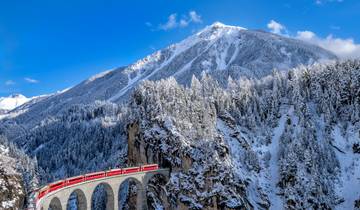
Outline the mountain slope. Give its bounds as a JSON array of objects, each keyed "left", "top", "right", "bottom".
[{"left": 4, "top": 22, "right": 336, "bottom": 129}]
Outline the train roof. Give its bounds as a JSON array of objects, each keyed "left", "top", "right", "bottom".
[
  {"left": 107, "top": 168, "right": 122, "bottom": 171},
  {"left": 49, "top": 179, "right": 65, "bottom": 186},
  {"left": 66, "top": 175, "right": 84, "bottom": 179},
  {"left": 85, "top": 171, "right": 106, "bottom": 176}
]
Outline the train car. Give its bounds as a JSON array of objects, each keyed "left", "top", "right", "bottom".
[
  {"left": 141, "top": 164, "right": 159, "bottom": 171},
  {"left": 85, "top": 171, "right": 106, "bottom": 181},
  {"left": 122, "top": 166, "right": 141, "bottom": 174},
  {"left": 48, "top": 180, "right": 65, "bottom": 193},
  {"left": 66, "top": 175, "right": 84, "bottom": 186},
  {"left": 37, "top": 186, "right": 49, "bottom": 201},
  {"left": 106, "top": 168, "right": 123, "bottom": 177}
]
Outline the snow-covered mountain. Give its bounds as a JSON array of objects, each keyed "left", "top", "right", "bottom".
[
  {"left": 5, "top": 22, "right": 336, "bottom": 128},
  {"left": 0, "top": 94, "right": 30, "bottom": 111},
  {"left": 2, "top": 22, "right": 352, "bottom": 209}
]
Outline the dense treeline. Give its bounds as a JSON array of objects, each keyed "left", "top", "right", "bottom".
[{"left": 19, "top": 101, "right": 129, "bottom": 182}]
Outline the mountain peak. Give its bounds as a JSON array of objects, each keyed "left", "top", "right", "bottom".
[
  {"left": 208, "top": 21, "right": 247, "bottom": 30},
  {"left": 197, "top": 22, "right": 247, "bottom": 37},
  {"left": 8, "top": 94, "right": 26, "bottom": 99},
  {"left": 210, "top": 21, "right": 227, "bottom": 28},
  {"left": 0, "top": 94, "right": 30, "bottom": 111}
]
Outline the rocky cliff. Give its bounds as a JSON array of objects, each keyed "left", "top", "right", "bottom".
[{"left": 0, "top": 143, "right": 26, "bottom": 210}]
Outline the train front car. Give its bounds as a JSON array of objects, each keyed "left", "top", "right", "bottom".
[
  {"left": 36, "top": 186, "right": 49, "bottom": 201},
  {"left": 48, "top": 180, "right": 66, "bottom": 193}
]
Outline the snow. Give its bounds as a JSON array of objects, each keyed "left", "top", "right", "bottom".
[
  {"left": 332, "top": 125, "right": 360, "bottom": 209},
  {"left": 0, "top": 145, "right": 18, "bottom": 175},
  {"left": 109, "top": 22, "right": 247, "bottom": 102},
  {"left": 216, "top": 119, "right": 265, "bottom": 209},
  {"left": 227, "top": 40, "right": 240, "bottom": 67},
  {"left": 0, "top": 107, "right": 29, "bottom": 120},
  {"left": 108, "top": 50, "right": 174, "bottom": 102},
  {"left": 266, "top": 106, "right": 293, "bottom": 210},
  {"left": 86, "top": 69, "right": 113, "bottom": 84},
  {"left": 0, "top": 94, "right": 30, "bottom": 111},
  {"left": 1, "top": 200, "right": 16, "bottom": 209},
  {"left": 0, "top": 144, "right": 9, "bottom": 154}
]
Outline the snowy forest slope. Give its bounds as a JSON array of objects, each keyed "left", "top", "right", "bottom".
[
  {"left": 5, "top": 60, "right": 360, "bottom": 209},
  {"left": 127, "top": 60, "right": 360, "bottom": 209}
]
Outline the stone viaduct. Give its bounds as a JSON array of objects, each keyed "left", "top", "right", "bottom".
[{"left": 36, "top": 169, "right": 169, "bottom": 210}]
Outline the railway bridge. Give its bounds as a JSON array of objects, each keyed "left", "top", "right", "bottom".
[{"left": 36, "top": 165, "right": 169, "bottom": 210}]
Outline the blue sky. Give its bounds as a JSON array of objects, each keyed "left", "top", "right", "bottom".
[{"left": 1, "top": 0, "right": 360, "bottom": 97}]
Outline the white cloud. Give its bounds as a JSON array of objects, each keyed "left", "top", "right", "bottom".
[
  {"left": 267, "top": 20, "right": 286, "bottom": 35},
  {"left": 24, "top": 77, "right": 39, "bottom": 83},
  {"left": 158, "top": 11, "right": 202, "bottom": 31},
  {"left": 179, "top": 19, "right": 189, "bottom": 28},
  {"left": 297, "top": 31, "right": 316, "bottom": 39},
  {"left": 189, "top": 11, "right": 202, "bottom": 23},
  {"left": 5, "top": 80, "right": 15, "bottom": 86},
  {"left": 296, "top": 31, "right": 360, "bottom": 58},
  {"left": 265, "top": 20, "right": 360, "bottom": 58},
  {"left": 159, "top": 13, "right": 178, "bottom": 30}
]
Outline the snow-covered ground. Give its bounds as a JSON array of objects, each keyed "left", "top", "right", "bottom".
[
  {"left": 266, "top": 106, "right": 294, "bottom": 210},
  {"left": 216, "top": 119, "right": 264, "bottom": 208},
  {"left": 332, "top": 125, "right": 360, "bottom": 209}
]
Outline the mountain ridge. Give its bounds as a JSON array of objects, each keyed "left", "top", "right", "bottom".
[{"left": 3, "top": 22, "right": 337, "bottom": 129}]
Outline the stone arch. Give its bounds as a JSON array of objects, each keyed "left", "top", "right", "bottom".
[
  {"left": 91, "top": 182, "right": 115, "bottom": 210},
  {"left": 118, "top": 177, "right": 145, "bottom": 210},
  {"left": 66, "top": 189, "right": 87, "bottom": 210},
  {"left": 145, "top": 173, "right": 170, "bottom": 210},
  {"left": 48, "top": 197, "right": 62, "bottom": 210}
]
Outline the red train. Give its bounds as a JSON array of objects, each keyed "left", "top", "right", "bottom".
[{"left": 36, "top": 164, "right": 159, "bottom": 201}]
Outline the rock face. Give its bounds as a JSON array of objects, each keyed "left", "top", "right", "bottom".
[
  {"left": 0, "top": 172, "right": 25, "bottom": 210},
  {"left": 127, "top": 77, "right": 258, "bottom": 209},
  {"left": 127, "top": 119, "right": 252, "bottom": 209},
  {"left": 0, "top": 136, "right": 39, "bottom": 209},
  {"left": 0, "top": 144, "right": 26, "bottom": 210}
]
